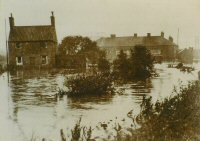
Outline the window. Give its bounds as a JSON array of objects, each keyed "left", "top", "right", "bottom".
[
  {"left": 16, "top": 57, "right": 23, "bottom": 65},
  {"left": 16, "top": 43, "right": 21, "bottom": 49},
  {"left": 150, "top": 49, "right": 161, "bottom": 55},
  {"left": 41, "top": 56, "right": 48, "bottom": 64},
  {"left": 40, "top": 42, "right": 47, "bottom": 48}
]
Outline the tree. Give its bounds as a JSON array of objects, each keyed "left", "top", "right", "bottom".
[
  {"left": 96, "top": 50, "right": 110, "bottom": 72},
  {"left": 129, "top": 45, "right": 154, "bottom": 80},
  {"left": 58, "top": 36, "right": 98, "bottom": 55},
  {"left": 113, "top": 50, "right": 130, "bottom": 80},
  {"left": 58, "top": 36, "right": 106, "bottom": 64}
]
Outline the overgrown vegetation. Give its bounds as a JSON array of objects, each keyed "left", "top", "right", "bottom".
[
  {"left": 59, "top": 118, "right": 93, "bottom": 141},
  {"left": 94, "top": 49, "right": 110, "bottom": 72},
  {"left": 130, "top": 81, "right": 200, "bottom": 141},
  {"left": 110, "top": 81, "right": 200, "bottom": 141},
  {"left": 65, "top": 73, "right": 114, "bottom": 97}
]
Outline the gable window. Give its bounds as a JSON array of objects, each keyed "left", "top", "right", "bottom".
[
  {"left": 41, "top": 56, "right": 48, "bottom": 64},
  {"left": 16, "top": 56, "right": 23, "bottom": 65},
  {"left": 16, "top": 43, "right": 21, "bottom": 49}
]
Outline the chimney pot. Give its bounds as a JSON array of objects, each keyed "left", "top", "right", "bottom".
[
  {"left": 134, "top": 33, "right": 137, "bottom": 37},
  {"left": 9, "top": 13, "right": 15, "bottom": 30},
  {"left": 161, "top": 32, "right": 164, "bottom": 37},
  {"left": 169, "top": 36, "right": 173, "bottom": 42},
  {"left": 51, "top": 11, "right": 55, "bottom": 27},
  {"left": 110, "top": 34, "right": 116, "bottom": 38}
]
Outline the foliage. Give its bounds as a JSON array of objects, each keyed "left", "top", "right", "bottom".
[
  {"left": 71, "top": 118, "right": 82, "bottom": 141},
  {"left": 113, "top": 50, "right": 130, "bottom": 80},
  {"left": 113, "top": 45, "right": 154, "bottom": 81},
  {"left": 65, "top": 73, "right": 114, "bottom": 97},
  {"left": 129, "top": 81, "right": 200, "bottom": 141},
  {"left": 58, "top": 36, "right": 106, "bottom": 64},
  {"left": 129, "top": 45, "right": 154, "bottom": 80},
  {"left": 58, "top": 36, "right": 98, "bottom": 55},
  {"left": 66, "top": 118, "right": 93, "bottom": 141},
  {"left": 97, "top": 50, "right": 110, "bottom": 72}
]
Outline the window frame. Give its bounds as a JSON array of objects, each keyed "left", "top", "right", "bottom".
[
  {"left": 40, "top": 42, "right": 48, "bottom": 49},
  {"left": 16, "top": 43, "right": 22, "bottom": 49},
  {"left": 41, "top": 55, "right": 48, "bottom": 65},
  {"left": 16, "top": 56, "right": 23, "bottom": 65}
]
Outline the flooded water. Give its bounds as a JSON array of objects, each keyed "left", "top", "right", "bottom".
[{"left": 0, "top": 63, "right": 199, "bottom": 141}]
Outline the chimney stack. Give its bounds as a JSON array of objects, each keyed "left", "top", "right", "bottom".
[
  {"left": 134, "top": 33, "right": 137, "bottom": 37},
  {"left": 9, "top": 13, "right": 15, "bottom": 30},
  {"left": 161, "top": 32, "right": 164, "bottom": 38},
  {"left": 169, "top": 36, "right": 173, "bottom": 42},
  {"left": 147, "top": 33, "right": 151, "bottom": 37},
  {"left": 110, "top": 34, "right": 116, "bottom": 38},
  {"left": 51, "top": 11, "right": 55, "bottom": 27}
]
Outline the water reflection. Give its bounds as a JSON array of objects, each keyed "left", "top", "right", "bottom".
[
  {"left": 68, "top": 94, "right": 114, "bottom": 109},
  {"left": 0, "top": 63, "right": 199, "bottom": 140}
]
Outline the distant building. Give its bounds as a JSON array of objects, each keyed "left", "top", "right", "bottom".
[
  {"left": 96, "top": 32, "right": 178, "bottom": 62},
  {"left": 177, "top": 47, "right": 193, "bottom": 64},
  {"left": 193, "top": 49, "right": 200, "bottom": 61},
  {"left": 8, "top": 12, "right": 57, "bottom": 69}
]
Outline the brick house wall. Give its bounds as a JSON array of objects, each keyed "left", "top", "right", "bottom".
[
  {"left": 8, "top": 41, "right": 56, "bottom": 69},
  {"left": 8, "top": 12, "right": 57, "bottom": 70}
]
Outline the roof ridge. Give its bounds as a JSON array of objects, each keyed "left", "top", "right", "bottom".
[
  {"left": 101, "top": 35, "right": 163, "bottom": 39},
  {"left": 14, "top": 25, "right": 53, "bottom": 28}
]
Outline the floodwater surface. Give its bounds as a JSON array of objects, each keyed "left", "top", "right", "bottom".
[{"left": 0, "top": 63, "right": 199, "bottom": 141}]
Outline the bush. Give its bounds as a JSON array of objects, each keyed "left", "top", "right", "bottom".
[
  {"left": 113, "top": 46, "right": 154, "bottom": 82},
  {"left": 65, "top": 73, "right": 114, "bottom": 97},
  {"left": 129, "top": 81, "right": 200, "bottom": 141},
  {"left": 98, "top": 58, "right": 110, "bottom": 72}
]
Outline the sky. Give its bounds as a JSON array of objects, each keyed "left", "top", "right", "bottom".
[{"left": 0, "top": 0, "right": 200, "bottom": 54}]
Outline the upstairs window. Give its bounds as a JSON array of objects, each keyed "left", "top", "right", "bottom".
[
  {"left": 16, "top": 56, "right": 23, "bottom": 65},
  {"left": 41, "top": 56, "right": 48, "bottom": 65},
  {"left": 40, "top": 42, "right": 47, "bottom": 48},
  {"left": 16, "top": 43, "right": 21, "bottom": 49}
]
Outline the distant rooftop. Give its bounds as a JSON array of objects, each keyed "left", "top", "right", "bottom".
[
  {"left": 97, "top": 33, "right": 177, "bottom": 47},
  {"left": 9, "top": 25, "right": 57, "bottom": 42}
]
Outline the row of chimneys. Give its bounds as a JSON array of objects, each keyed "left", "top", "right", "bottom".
[
  {"left": 9, "top": 11, "right": 55, "bottom": 30},
  {"left": 110, "top": 32, "right": 174, "bottom": 42}
]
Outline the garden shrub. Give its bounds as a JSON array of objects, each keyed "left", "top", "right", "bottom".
[{"left": 65, "top": 72, "right": 114, "bottom": 97}]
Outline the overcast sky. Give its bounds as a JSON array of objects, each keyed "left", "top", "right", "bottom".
[{"left": 0, "top": 0, "right": 200, "bottom": 54}]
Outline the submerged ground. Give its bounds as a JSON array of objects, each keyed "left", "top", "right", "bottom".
[{"left": 0, "top": 63, "right": 199, "bottom": 141}]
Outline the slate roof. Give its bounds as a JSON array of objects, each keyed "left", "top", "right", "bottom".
[
  {"left": 97, "top": 36, "right": 177, "bottom": 48},
  {"left": 9, "top": 25, "right": 57, "bottom": 42}
]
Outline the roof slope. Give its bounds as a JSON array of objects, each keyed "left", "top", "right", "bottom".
[
  {"left": 9, "top": 25, "right": 57, "bottom": 42},
  {"left": 97, "top": 36, "right": 177, "bottom": 48}
]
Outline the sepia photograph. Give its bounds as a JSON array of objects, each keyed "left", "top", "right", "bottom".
[{"left": 0, "top": 0, "right": 200, "bottom": 140}]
